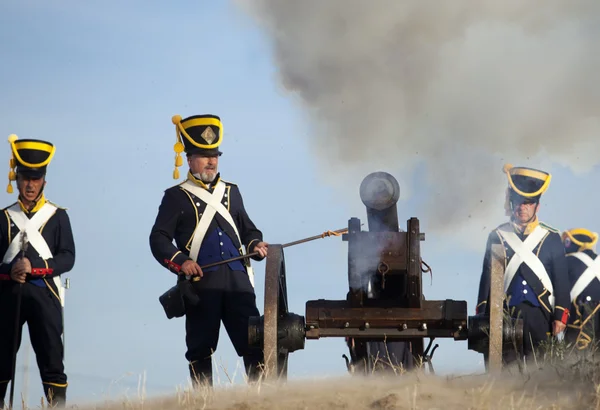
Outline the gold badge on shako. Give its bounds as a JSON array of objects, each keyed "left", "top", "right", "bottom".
[{"left": 201, "top": 127, "right": 217, "bottom": 144}]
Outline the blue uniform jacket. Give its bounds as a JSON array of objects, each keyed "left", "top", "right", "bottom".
[
  {"left": 149, "top": 172, "right": 264, "bottom": 278},
  {"left": 0, "top": 197, "right": 75, "bottom": 298},
  {"left": 566, "top": 249, "right": 600, "bottom": 325},
  {"left": 476, "top": 219, "right": 570, "bottom": 324}
]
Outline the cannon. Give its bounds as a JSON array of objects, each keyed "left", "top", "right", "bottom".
[{"left": 248, "top": 171, "right": 523, "bottom": 380}]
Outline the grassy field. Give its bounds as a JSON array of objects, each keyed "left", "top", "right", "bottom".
[
  {"left": 76, "top": 344, "right": 600, "bottom": 410},
  {"left": 77, "top": 370, "right": 595, "bottom": 410}
]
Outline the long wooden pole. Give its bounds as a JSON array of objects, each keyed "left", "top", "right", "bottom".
[{"left": 198, "top": 227, "right": 348, "bottom": 270}]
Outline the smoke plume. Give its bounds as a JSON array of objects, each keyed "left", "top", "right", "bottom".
[{"left": 238, "top": 0, "right": 600, "bottom": 247}]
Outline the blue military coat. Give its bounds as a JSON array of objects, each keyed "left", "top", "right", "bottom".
[
  {"left": 565, "top": 249, "right": 600, "bottom": 345},
  {"left": 476, "top": 219, "right": 570, "bottom": 325},
  {"left": 149, "top": 172, "right": 264, "bottom": 290}
]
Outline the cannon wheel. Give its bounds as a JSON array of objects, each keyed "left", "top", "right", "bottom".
[
  {"left": 488, "top": 243, "right": 505, "bottom": 372},
  {"left": 263, "top": 244, "right": 290, "bottom": 381}
]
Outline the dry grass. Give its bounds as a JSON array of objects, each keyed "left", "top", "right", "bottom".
[
  {"left": 25, "top": 310, "right": 600, "bottom": 409},
  {"left": 74, "top": 342, "right": 600, "bottom": 410},
  {"left": 80, "top": 368, "right": 597, "bottom": 410}
]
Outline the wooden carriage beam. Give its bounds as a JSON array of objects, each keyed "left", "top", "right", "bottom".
[{"left": 304, "top": 299, "right": 468, "bottom": 340}]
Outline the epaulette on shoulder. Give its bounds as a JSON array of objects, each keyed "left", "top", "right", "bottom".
[
  {"left": 494, "top": 222, "right": 511, "bottom": 232},
  {"left": 539, "top": 222, "right": 560, "bottom": 233},
  {"left": 160, "top": 182, "right": 188, "bottom": 196},
  {"left": 167, "top": 180, "right": 186, "bottom": 191},
  {"left": 46, "top": 200, "right": 68, "bottom": 210},
  {"left": 220, "top": 179, "right": 237, "bottom": 187},
  {"left": 1, "top": 201, "right": 17, "bottom": 211}
]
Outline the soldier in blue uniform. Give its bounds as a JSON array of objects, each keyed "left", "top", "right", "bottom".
[
  {"left": 0, "top": 134, "right": 75, "bottom": 408},
  {"left": 149, "top": 114, "right": 269, "bottom": 387},
  {"left": 561, "top": 228, "right": 600, "bottom": 350},
  {"left": 476, "top": 164, "right": 570, "bottom": 365}
]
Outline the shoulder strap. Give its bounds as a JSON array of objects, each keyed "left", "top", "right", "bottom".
[
  {"left": 181, "top": 180, "right": 242, "bottom": 243},
  {"left": 3, "top": 202, "right": 58, "bottom": 263},
  {"left": 497, "top": 224, "right": 555, "bottom": 308},
  {"left": 569, "top": 252, "right": 600, "bottom": 302},
  {"left": 179, "top": 180, "right": 256, "bottom": 287},
  {"left": 184, "top": 181, "right": 227, "bottom": 262}
]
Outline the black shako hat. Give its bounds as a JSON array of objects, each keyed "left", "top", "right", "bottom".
[
  {"left": 170, "top": 114, "right": 223, "bottom": 180},
  {"left": 6, "top": 134, "right": 55, "bottom": 193}
]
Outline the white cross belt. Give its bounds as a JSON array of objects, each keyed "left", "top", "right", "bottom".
[
  {"left": 180, "top": 180, "right": 255, "bottom": 287},
  {"left": 569, "top": 252, "right": 600, "bottom": 303},
  {"left": 497, "top": 225, "right": 555, "bottom": 309}
]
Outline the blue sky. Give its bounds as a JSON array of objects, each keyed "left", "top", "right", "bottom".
[{"left": 1, "top": 0, "right": 599, "bottom": 406}]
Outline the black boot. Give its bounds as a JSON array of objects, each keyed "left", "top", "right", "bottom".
[
  {"left": 43, "top": 384, "right": 66, "bottom": 408},
  {"left": 189, "top": 358, "right": 212, "bottom": 388}
]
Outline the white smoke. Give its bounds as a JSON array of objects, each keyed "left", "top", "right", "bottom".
[{"left": 237, "top": 0, "right": 600, "bottom": 248}]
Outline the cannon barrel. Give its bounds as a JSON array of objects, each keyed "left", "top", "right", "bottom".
[
  {"left": 359, "top": 172, "right": 401, "bottom": 233},
  {"left": 355, "top": 172, "right": 422, "bottom": 370},
  {"left": 347, "top": 171, "right": 422, "bottom": 303}
]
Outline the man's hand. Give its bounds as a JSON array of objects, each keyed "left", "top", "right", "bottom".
[
  {"left": 553, "top": 320, "right": 566, "bottom": 336},
  {"left": 10, "top": 257, "right": 31, "bottom": 283},
  {"left": 181, "top": 260, "right": 203, "bottom": 277},
  {"left": 254, "top": 242, "right": 269, "bottom": 258}
]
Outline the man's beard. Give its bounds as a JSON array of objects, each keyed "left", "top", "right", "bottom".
[{"left": 194, "top": 169, "right": 217, "bottom": 183}]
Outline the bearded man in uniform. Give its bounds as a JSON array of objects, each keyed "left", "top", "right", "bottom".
[
  {"left": 476, "top": 164, "right": 570, "bottom": 365},
  {"left": 149, "top": 114, "right": 268, "bottom": 386}
]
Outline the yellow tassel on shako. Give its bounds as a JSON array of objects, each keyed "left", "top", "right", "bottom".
[
  {"left": 7, "top": 159, "right": 14, "bottom": 193},
  {"left": 6, "top": 134, "right": 18, "bottom": 193},
  {"left": 172, "top": 115, "right": 185, "bottom": 180}
]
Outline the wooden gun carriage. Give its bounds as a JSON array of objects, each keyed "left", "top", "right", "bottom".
[{"left": 248, "top": 171, "right": 522, "bottom": 379}]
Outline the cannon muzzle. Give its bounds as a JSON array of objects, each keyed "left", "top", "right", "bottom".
[{"left": 359, "top": 171, "right": 401, "bottom": 232}]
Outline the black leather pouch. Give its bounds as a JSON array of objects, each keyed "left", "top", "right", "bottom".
[{"left": 159, "top": 279, "right": 201, "bottom": 319}]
